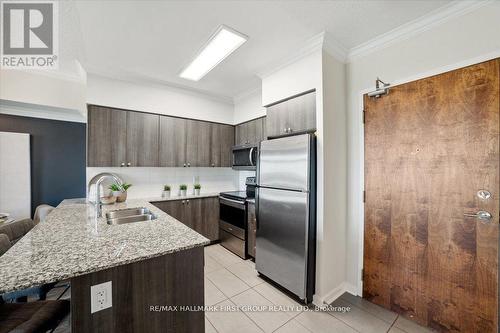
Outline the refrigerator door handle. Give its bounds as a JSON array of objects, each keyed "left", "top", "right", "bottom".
[{"left": 255, "top": 187, "right": 259, "bottom": 230}]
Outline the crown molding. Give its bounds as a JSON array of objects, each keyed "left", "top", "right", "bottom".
[
  {"left": 256, "top": 31, "right": 326, "bottom": 80},
  {"left": 84, "top": 65, "right": 235, "bottom": 105},
  {"left": 0, "top": 99, "right": 86, "bottom": 123},
  {"left": 256, "top": 30, "right": 350, "bottom": 80},
  {"left": 322, "top": 32, "right": 349, "bottom": 63},
  {"left": 347, "top": 0, "right": 494, "bottom": 62}
]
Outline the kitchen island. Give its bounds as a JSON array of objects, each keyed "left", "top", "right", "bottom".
[{"left": 0, "top": 198, "right": 210, "bottom": 333}]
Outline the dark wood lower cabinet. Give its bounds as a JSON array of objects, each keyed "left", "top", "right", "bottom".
[
  {"left": 151, "top": 197, "right": 219, "bottom": 241},
  {"left": 201, "top": 197, "right": 219, "bottom": 241},
  {"left": 71, "top": 247, "right": 204, "bottom": 333},
  {"left": 247, "top": 202, "right": 256, "bottom": 258}
]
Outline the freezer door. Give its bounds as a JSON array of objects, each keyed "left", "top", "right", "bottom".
[
  {"left": 255, "top": 187, "right": 309, "bottom": 299},
  {"left": 258, "top": 134, "right": 310, "bottom": 191}
]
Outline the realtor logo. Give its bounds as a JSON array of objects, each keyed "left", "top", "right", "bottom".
[{"left": 1, "top": 1, "right": 58, "bottom": 68}]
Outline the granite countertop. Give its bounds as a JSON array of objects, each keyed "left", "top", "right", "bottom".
[{"left": 0, "top": 198, "right": 210, "bottom": 294}]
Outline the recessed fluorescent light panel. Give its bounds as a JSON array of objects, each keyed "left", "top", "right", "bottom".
[{"left": 179, "top": 25, "right": 247, "bottom": 81}]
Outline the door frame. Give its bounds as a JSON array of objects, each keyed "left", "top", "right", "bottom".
[{"left": 356, "top": 50, "right": 500, "bottom": 297}]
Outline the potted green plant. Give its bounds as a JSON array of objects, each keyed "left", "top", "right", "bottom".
[
  {"left": 194, "top": 183, "right": 201, "bottom": 195},
  {"left": 162, "top": 185, "right": 171, "bottom": 198},
  {"left": 179, "top": 184, "right": 188, "bottom": 197},
  {"left": 109, "top": 183, "right": 132, "bottom": 202}
]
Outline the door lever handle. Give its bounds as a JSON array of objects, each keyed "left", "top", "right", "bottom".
[{"left": 463, "top": 210, "right": 492, "bottom": 221}]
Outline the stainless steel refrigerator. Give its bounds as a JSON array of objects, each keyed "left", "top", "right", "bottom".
[{"left": 255, "top": 133, "right": 316, "bottom": 303}]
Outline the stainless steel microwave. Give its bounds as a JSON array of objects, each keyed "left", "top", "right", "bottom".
[{"left": 232, "top": 144, "right": 258, "bottom": 170}]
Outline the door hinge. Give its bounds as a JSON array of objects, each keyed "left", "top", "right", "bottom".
[
  {"left": 363, "top": 190, "right": 366, "bottom": 203},
  {"left": 361, "top": 268, "right": 364, "bottom": 281},
  {"left": 362, "top": 109, "right": 366, "bottom": 124}
]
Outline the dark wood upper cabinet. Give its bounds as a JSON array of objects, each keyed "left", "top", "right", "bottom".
[
  {"left": 266, "top": 90, "right": 316, "bottom": 138},
  {"left": 87, "top": 106, "right": 127, "bottom": 167},
  {"left": 126, "top": 111, "right": 159, "bottom": 167},
  {"left": 87, "top": 105, "right": 235, "bottom": 168},
  {"left": 219, "top": 124, "right": 234, "bottom": 167},
  {"left": 210, "top": 123, "right": 222, "bottom": 167},
  {"left": 235, "top": 117, "right": 266, "bottom": 146},
  {"left": 186, "top": 120, "right": 211, "bottom": 167},
  {"left": 246, "top": 119, "right": 258, "bottom": 144},
  {"left": 235, "top": 122, "right": 247, "bottom": 146},
  {"left": 159, "top": 116, "right": 187, "bottom": 167},
  {"left": 211, "top": 123, "right": 234, "bottom": 167},
  {"left": 266, "top": 102, "right": 287, "bottom": 138}
]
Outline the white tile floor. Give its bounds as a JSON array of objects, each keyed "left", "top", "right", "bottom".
[
  {"left": 51, "top": 244, "right": 437, "bottom": 332},
  {"left": 203, "top": 244, "right": 437, "bottom": 333}
]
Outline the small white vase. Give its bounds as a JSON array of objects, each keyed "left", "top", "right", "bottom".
[
  {"left": 162, "top": 190, "right": 170, "bottom": 198},
  {"left": 179, "top": 189, "right": 187, "bottom": 197},
  {"left": 194, "top": 189, "right": 200, "bottom": 195},
  {"left": 113, "top": 191, "right": 127, "bottom": 203}
]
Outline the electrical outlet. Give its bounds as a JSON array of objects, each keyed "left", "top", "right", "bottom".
[{"left": 90, "top": 281, "right": 112, "bottom": 313}]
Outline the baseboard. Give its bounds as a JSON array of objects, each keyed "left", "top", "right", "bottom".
[
  {"left": 343, "top": 282, "right": 358, "bottom": 296},
  {"left": 312, "top": 281, "right": 363, "bottom": 306},
  {"left": 312, "top": 282, "right": 349, "bottom": 306}
]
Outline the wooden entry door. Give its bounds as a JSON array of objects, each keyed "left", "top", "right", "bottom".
[{"left": 363, "top": 59, "right": 499, "bottom": 332}]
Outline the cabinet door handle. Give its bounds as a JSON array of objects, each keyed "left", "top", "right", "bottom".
[
  {"left": 288, "top": 128, "right": 292, "bottom": 133},
  {"left": 181, "top": 200, "right": 185, "bottom": 204},
  {"left": 183, "top": 163, "right": 186, "bottom": 167},
  {"left": 127, "top": 162, "right": 131, "bottom": 167},
  {"left": 211, "top": 163, "right": 215, "bottom": 167},
  {"left": 121, "top": 162, "right": 125, "bottom": 167},
  {"left": 187, "top": 163, "right": 191, "bottom": 167},
  {"left": 186, "top": 200, "right": 190, "bottom": 205}
]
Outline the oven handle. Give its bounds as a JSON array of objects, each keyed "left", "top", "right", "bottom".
[{"left": 219, "top": 196, "right": 246, "bottom": 209}]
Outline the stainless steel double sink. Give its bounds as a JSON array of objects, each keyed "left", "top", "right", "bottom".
[{"left": 106, "top": 207, "right": 156, "bottom": 225}]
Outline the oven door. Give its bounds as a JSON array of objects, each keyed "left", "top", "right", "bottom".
[
  {"left": 219, "top": 197, "right": 246, "bottom": 232},
  {"left": 219, "top": 196, "right": 247, "bottom": 258},
  {"left": 232, "top": 145, "right": 258, "bottom": 170}
]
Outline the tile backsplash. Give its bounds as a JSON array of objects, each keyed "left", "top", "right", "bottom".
[
  {"left": 238, "top": 170, "right": 256, "bottom": 188},
  {"left": 86, "top": 167, "right": 240, "bottom": 199}
]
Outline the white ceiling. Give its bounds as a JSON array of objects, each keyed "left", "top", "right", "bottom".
[{"left": 72, "top": 0, "right": 454, "bottom": 100}]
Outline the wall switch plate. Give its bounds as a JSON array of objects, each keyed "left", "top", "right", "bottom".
[{"left": 90, "top": 281, "right": 112, "bottom": 313}]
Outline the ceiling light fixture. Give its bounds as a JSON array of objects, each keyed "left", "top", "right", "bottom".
[{"left": 179, "top": 25, "right": 248, "bottom": 81}]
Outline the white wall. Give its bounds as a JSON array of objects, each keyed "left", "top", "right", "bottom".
[
  {"left": 0, "top": 132, "right": 31, "bottom": 220},
  {"left": 346, "top": 2, "right": 500, "bottom": 294},
  {"left": 87, "top": 74, "right": 234, "bottom": 124},
  {"left": 87, "top": 167, "right": 239, "bottom": 199},
  {"left": 261, "top": 49, "right": 348, "bottom": 305},
  {"left": 262, "top": 51, "right": 323, "bottom": 106},
  {"left": 233, "top": 90, "right": 266, "bottom": 124},
  {"left": 320, "top": 51, "right": 348, "bottom": 300}
]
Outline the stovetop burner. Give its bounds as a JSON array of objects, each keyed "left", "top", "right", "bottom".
[
  {"left": 219, "top": 176, "right": 256, "bottom": 201},
  {"left": 219, "top": 191, "right": 248, "bottom": 201}
]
